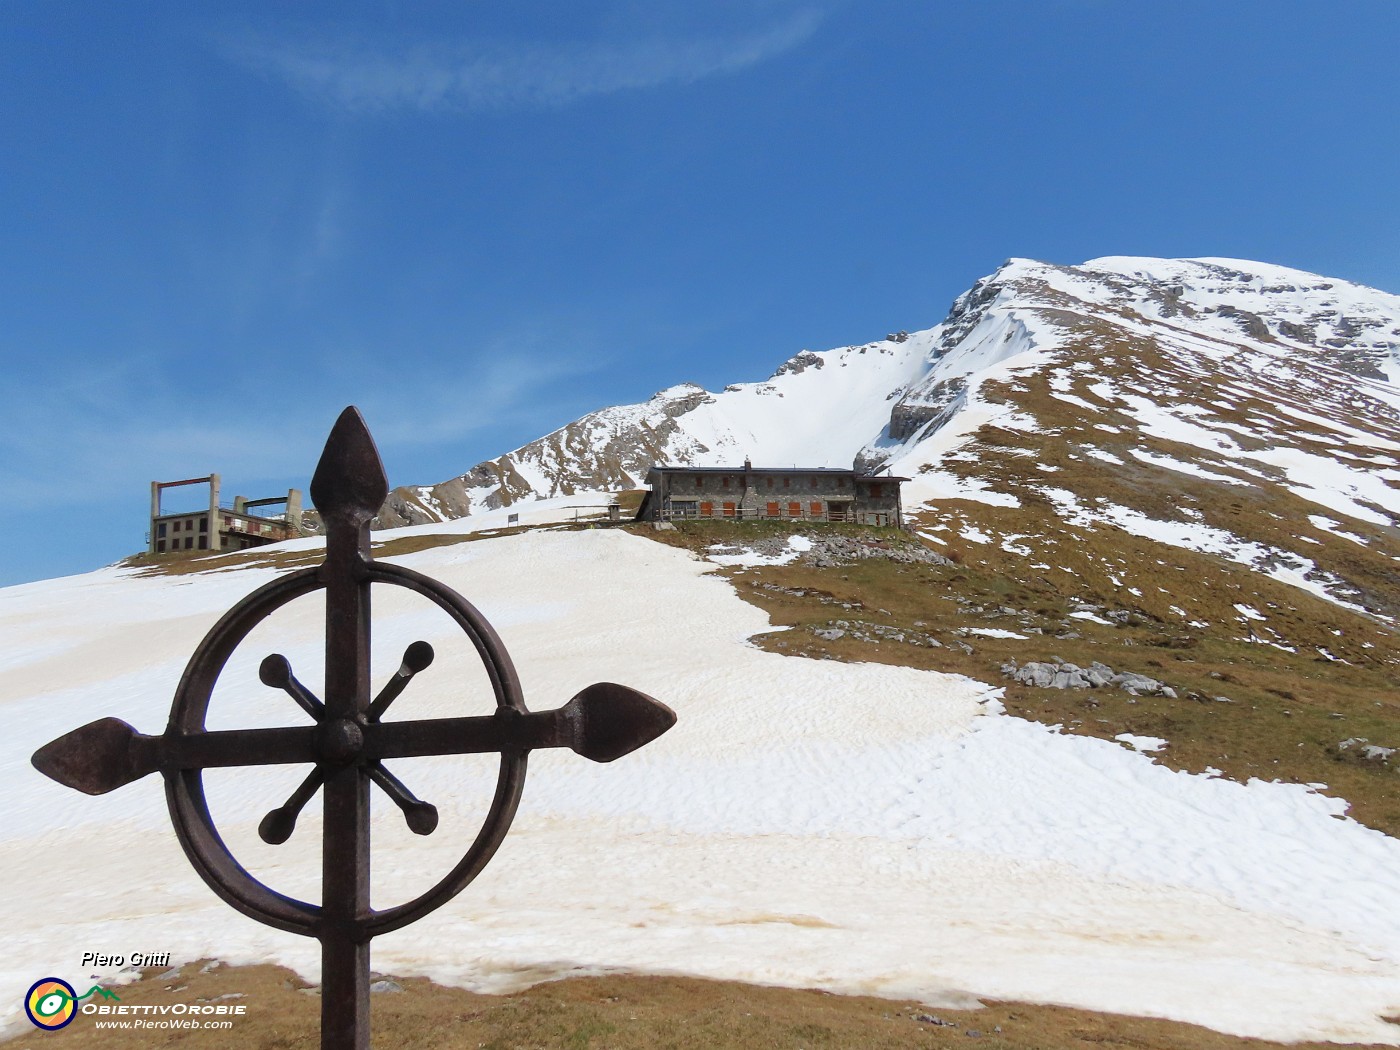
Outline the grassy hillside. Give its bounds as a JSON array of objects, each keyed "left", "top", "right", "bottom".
[{"left": 639, "top": 519, "right": 1400, "bottom": 837}]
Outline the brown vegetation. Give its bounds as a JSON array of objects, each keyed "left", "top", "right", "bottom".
[{"left": 11, "top": 962, "right": 1392, "bottom": 1050}]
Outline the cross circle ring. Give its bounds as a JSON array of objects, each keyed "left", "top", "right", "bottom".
[{"left": 165, "top": 560, "right": 528, "bottom": 940}]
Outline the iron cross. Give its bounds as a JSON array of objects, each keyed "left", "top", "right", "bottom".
[{"left": 32, "top": 406, "right": 676, "bottom": 1050}]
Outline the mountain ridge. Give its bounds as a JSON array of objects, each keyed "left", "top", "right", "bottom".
[
  {"left": 366, "top": 254, "right": 1394, "bottom": 568},
  {"left": 353, "top": 255, "right": 1399, "bottom": 632}
]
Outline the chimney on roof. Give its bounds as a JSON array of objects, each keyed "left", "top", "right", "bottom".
[{"left": 744, "top": 456, "right": 752, "bottom": 471}]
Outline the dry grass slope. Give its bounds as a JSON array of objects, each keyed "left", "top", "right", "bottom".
[{"left": 9, "top": 962, "right": 1394, "bottom": 1050}]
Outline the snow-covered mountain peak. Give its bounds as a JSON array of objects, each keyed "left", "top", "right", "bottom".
[
  {"left": 371, "top": 253, "right": 1399, "bottom": 624},
  {"left": 650, "top": 381, "right": 710, "bottom": 402},
  {"left": 994, "top": 255, "right": 1400, "bottom": 384}
]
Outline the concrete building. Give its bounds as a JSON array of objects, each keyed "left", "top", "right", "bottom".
[
  {"left": 149, "top": 474, "right": 304, "bottom": 555},
  {"left": 635, "top": 462, "right": 907, "bottom": 526}
]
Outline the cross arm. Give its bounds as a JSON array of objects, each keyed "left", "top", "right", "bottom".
[
  {"left": 369, "top": 683, "right": 675, "bottom": 764},
  {"left": 32, "top": 718, "right": 322, "bottom": 796},
  {"left": 32, "top": 683, "right": 672, "bottom": 797}
]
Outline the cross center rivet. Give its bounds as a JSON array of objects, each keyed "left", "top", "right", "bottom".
[{"left": 320, "top": 720, "right": 364, "bottom": 764}]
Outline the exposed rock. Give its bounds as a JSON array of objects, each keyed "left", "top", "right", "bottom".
[
  {"left": 813, "top": 620, "right": 942, "bottom": 648},
  {"left": 370, "top": 386, "right": 718, "bottom": 529},
  {"left": 1337, "top": 737, "right": 1397, "bottom": 767},
  {"left": 1215, "top": 304, "right": 1273, "bottom": 341},
  {"left": 1001, "top": 658, "right": 1174, "bottom": 697},
  {"left": 720, "top": 533, "right": 950, "bottom": 568},
  {"left": 771, "top": 350, "right": 825, "bottom": 378},
  {"left": 887, "top": 377, "right": 968, "bottom": 442},
  {"left": 1150, "top": 282, "right": 1195, "bottom": 318},
  {"left": 915, "top": 1014, "right": 956, "bottom": 1027}
]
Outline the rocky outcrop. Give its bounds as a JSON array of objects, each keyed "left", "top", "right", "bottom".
[
  {"left": 369, "top": 386, "right": 719, "bottom": 529},
  {"left": 813, "top": 620, "right": 947, "bottom": 649},
  {"left": 933, "top": 273, "right": 1002, "bottom": 356},
  {"left": 771, "top": 350, "right": 825, "bottom": 378},
  {"left": 1000, "top": 658, "right": 1178, "bottom": 697},
  {"left": 1214, "top": 305, "right": 1273, "bottom": 341},
  {"left": 1148, "top": 282, "right": 1195, "bottom": 318},
  {"left": 1336, "top": 737, "right": 1397, "bottom": 768},
  {"left": 887, "top": 377, "right": 967, "bottom": 442},
  {"left": 711, "top": 532, "right": 950, "bottom": 567}
]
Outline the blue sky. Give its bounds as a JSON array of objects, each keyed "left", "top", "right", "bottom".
[{"left": 4, "top": 1, "right": 1399, "bottom": 585}]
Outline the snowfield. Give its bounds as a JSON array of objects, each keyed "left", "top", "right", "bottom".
[{"left": 3, "top": 525, "right": 1400, "bottom": 1043}]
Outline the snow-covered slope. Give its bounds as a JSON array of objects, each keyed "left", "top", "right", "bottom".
[
  {"left": 871, "top": 255, "right": 1400, "bottom": 473},
  {"left": 4, "top": 529, "right": 1400, "bottom": 1042},
  {"left": 863, "top": 257, "right": 1400, "bottom": 630},
  {"left": 372, "top": 331, "right": 935, "bottom": 527}
]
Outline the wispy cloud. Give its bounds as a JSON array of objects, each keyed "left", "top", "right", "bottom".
[
  {"left": 227, "top": 11, "right": 823, "bottom": 114},
  {"left": 353, "top": 340, "right": 607, "bottom": 449},
  {"left": 0, "top": 329, "right": 607, "bottom": 522}
]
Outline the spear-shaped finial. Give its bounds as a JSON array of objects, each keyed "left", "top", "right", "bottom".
[
  {"left": 310, "top": 407, "right": 388, "bottom": 527},
  {"left": 32, "top": 717, "right": 156, "bottom": 795}
]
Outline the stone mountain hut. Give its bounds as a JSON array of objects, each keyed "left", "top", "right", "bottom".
[{"left": 635, "top": 461, "right": 907, "bottom": 526}]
